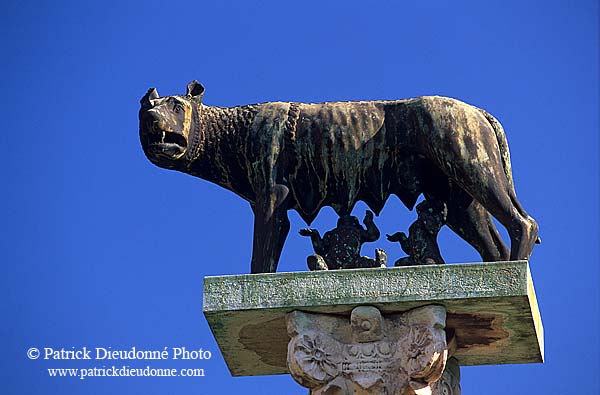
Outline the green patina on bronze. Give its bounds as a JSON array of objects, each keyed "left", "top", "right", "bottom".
[{"left": 139, "top": 81, "right": 539, "bottom": 273}]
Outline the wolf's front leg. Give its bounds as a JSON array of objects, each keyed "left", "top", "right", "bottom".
[{"left": 250, "top": 185, "right": 291, "bottom": 273}]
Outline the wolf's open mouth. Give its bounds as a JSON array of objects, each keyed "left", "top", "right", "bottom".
[
  {"left": 147, "top": 130, "right": 187, "bottom": 146},
  {"left": 147, "top": 131, "right": 187, "bottom": 158}
]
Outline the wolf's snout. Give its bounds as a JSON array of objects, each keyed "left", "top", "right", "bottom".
[
  {"left": 151, "top": 120, "right": 162, "bottom": 133},
  {"left": 142, "top": 111, "right": 167, "bottom": 135}
]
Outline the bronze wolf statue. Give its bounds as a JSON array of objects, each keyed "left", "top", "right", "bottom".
[{"left": 139, "top": 80, "right": 539, "bottom": 273}]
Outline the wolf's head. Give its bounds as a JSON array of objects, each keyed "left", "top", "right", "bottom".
[{"left": 139, "top": 80, "right": 204, "bottom": 164}]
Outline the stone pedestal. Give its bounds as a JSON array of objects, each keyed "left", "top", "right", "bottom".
[{"left": 203, "top": 261, "right": 542, "bottom": 392}]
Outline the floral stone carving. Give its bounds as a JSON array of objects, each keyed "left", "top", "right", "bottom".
[
  {"left": 431, "top": 357, "right": 461, "bottom": 395},
  {"left": 287, "top": 305, "right": 454, "bottom": 395}
]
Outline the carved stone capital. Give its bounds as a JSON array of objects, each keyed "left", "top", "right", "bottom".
[
  {"left": 287, "top": 305, "right": 453, "bottom": 395},
  {"left": 431, "top": 357, "right": 461, "bottom": 395}
]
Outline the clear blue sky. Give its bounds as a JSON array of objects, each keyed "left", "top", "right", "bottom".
[{"left": 2, "top": 1, "right": 598, "bottom": 394}]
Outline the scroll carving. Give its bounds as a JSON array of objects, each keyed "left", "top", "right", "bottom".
[{"left": 287, "top": 305, "right": 453, "bottom": 395}]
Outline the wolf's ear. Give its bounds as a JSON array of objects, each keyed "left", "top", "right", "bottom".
[
  {"left": 141, "top": 87, "right": 159, "bottom": 108},
  {"left": 186, "top": 80, "right": 205, "bottom": 102}
]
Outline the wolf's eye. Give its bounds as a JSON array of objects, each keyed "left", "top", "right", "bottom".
[{"left": 174, "top": 103, "right": 183, "bottom": 113}]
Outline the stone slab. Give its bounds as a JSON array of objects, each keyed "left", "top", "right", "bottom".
[{"left": 203, "top": 261, "right": 543, "bottom": 376}]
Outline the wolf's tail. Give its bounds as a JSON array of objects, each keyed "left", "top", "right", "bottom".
[
  {"left": 477, "top": 108, "right": 514, "bottom": 189},
  {"left": 477, "top": 107, "right": 541, "bottom": 244}
]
